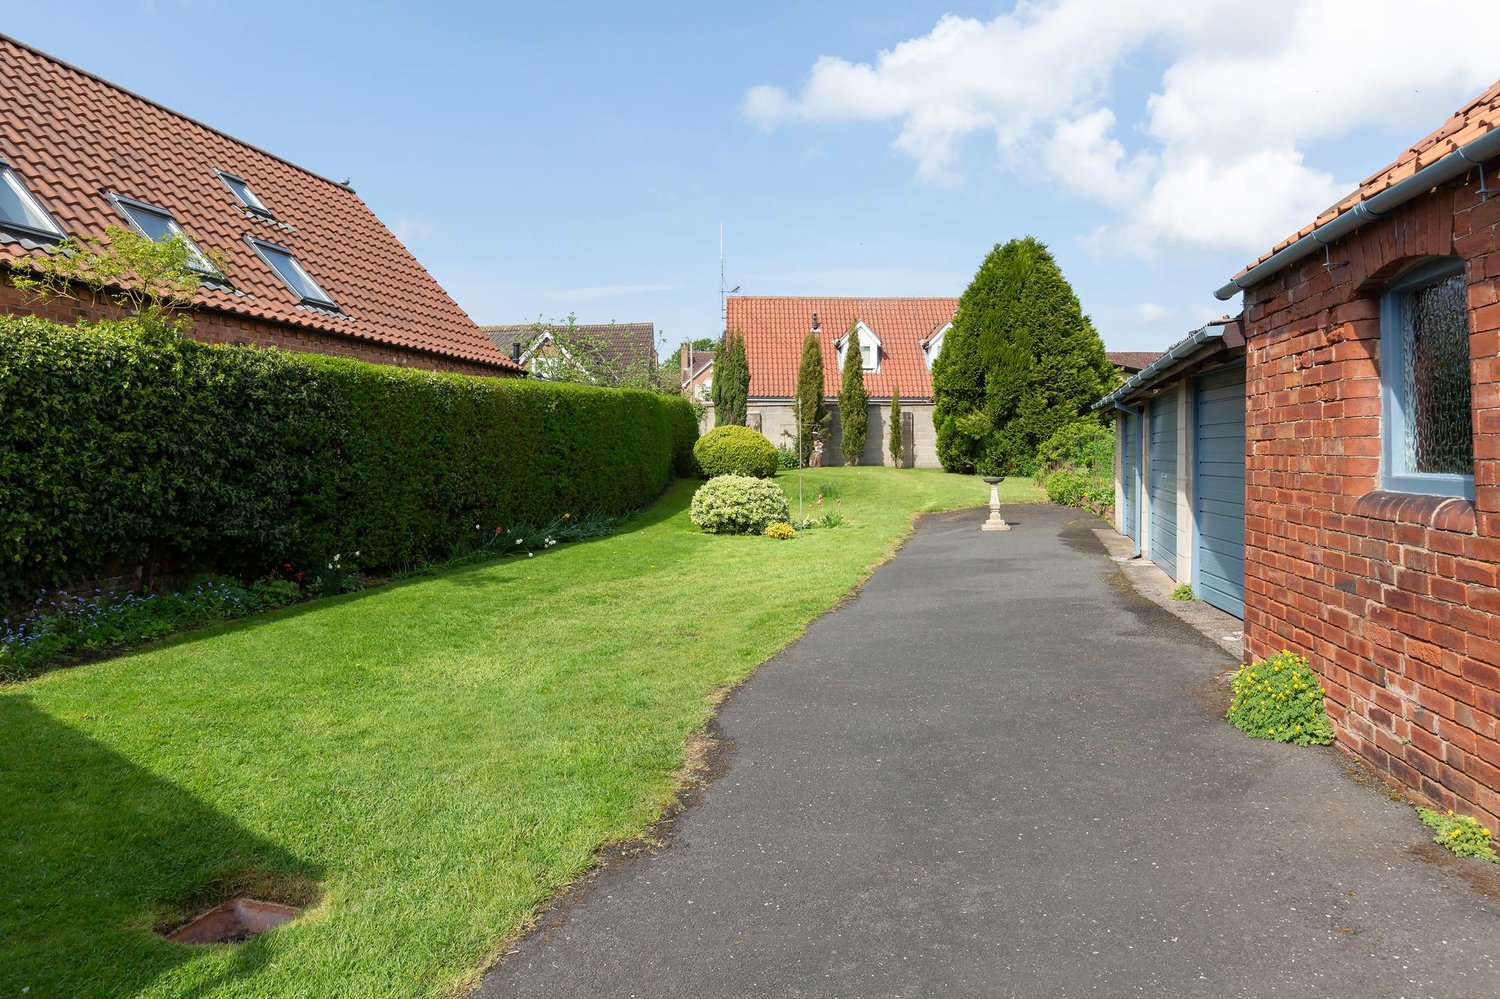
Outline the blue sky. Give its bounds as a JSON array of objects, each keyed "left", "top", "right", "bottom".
[{"left": 9, "top": 1, "right": 1498, "bottom": 352}]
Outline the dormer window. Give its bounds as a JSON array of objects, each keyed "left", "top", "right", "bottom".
[
  {"left": 838, "top": 320, "right": 882, "bottom": 372},
  {"left": 923, "top": 322, "right": 951, "bottom": 370},
  {"left": 247, "top": 237, "right": 338, "bottom": 309},
  {"left": 217, "top": 170, "right": 273, "bottom": 219},
  {"left": 108, "top": 193, "right": 216, "bottom": 273},
  {"left": 0, "top": 159, "right": 63, "bottom": 241}
]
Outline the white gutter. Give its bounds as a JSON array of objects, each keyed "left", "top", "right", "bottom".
[{"left": 1215, "top": 127, "right": 1500, "bottom": 300}]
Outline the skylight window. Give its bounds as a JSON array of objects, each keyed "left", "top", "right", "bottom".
[
  {"left": 0, "top": 160, "right": 63, "bottom": 239},
  {"left": 247, "top": 237, "right": 337, "bottom": 309},
  {"left": 217, "top": 170, "right": 272, "bottom": 218},
  {"left": 107, "top": 193, "right": 215, "bottom": 273}
]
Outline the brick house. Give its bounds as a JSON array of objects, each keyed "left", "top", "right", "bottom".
[
  {"left": 481, "top": 322, "right": 658, "bottom": 383},
  {"left": 0, "top": 33, "right": 521, "bottom": 377},
  {"left": 1222, "top": 81, "right": 1500, "bottom": 830},
  {"left": 723, "top": 296, "right": 957, "bottom": 467},
  {"left": 679, "top": 344, "right": 715, "bottom": 402},
  {"left": 1102, "top": 80, "right": 1500, "bottom": 829}
]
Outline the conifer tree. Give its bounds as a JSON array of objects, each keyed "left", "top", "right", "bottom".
[
  {"left": 711, "top": 327, "right": 749, "bottom": 426},
  {"left": 839, "top": 322, "right": 868, "bottom": 465},
  {"left": 888, "top": 387, "right": 903, "bottom": 467},
  {"left": 795, "top": 331, "right": 828, "bottom": 465},
  {"left": 932, "top": 237, "right": 1113, "bottom": 474}
]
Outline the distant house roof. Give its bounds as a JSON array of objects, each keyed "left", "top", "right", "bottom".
[
  {"left": 0, "top": 33, "right": 520, "bottom": 373},
  {"left": 1232, "top": 78, "right": 1500, "bottom": 283},
  {"left": 682, "top": 348, "right": 715, "bottom": 381},
  {"left": 1107, "top": 351, "right": 1164, "bottom": 374},
  {"left": 728, "top": 296, "right": 958, "bottom": 401},
  {"left": 482, "top": 322, "right": 657, "bottom": 377}
]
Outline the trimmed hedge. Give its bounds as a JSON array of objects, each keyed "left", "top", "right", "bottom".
[
  {"left": 693, "top": 424, "right": 778, "bottom": 479},
  {"left": 0, "top": 315, "right": 698, "bottom": 598}
]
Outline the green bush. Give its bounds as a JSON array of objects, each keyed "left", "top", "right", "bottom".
[
  {"left": 774, "top": 445, "right": 799, "bottom": 470},
  {"left": 1170, "top": 583, "right": 1195, "bottom": 601},
  {"left": 1225, "top": 651, "right": 1335, "bottom": 746},
  {"left": 1416, "top": 808, "right": 1498, "bottom": 861},
  {"left": 0, "top": 315, "right": 699, "bottom": 599},
  {"left": 1037, "top": 419, "right": 1113, "bottom": 477},
  {"left": 693, "top": 425, "right": 779, "bottom": 479},
  {"left": 689, "top": 475, "right": 790, "bottom": 534}
]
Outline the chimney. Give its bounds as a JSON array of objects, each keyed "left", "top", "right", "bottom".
[
  {"left": 510, "top": 341, "right": 522, "bottom": 362},
  {"left": 811, "top": 312, "right": 820, "bottom": 332},
  {"left": 680, "top": 340, "right": 691, "bottom": 381}
]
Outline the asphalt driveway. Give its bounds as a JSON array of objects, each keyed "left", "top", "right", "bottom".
[{"left": 478, "top": 505, "right": 1499, "bottom": 998}]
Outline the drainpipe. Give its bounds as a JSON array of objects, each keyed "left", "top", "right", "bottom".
[
  {"left": 1112, "top": 401, "right": 1144, "bottom": 557},
  {"left": 1215, "top": 127, "right": 1500, "bottom": 300}
]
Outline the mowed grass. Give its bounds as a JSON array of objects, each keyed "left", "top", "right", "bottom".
[{"left": 2, "top": 467, "right": 1042, "bottom": 997}]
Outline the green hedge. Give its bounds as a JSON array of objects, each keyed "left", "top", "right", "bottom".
[{"left": 0, "top": 315, "right": 698, "bottom": 598}]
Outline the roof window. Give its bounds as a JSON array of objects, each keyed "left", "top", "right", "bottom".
[
  {"left": 107, "top": 193, "right": 216, "bottom": 273},
  {"left": 217, "top": 170, "right": 273, "bottom": 219},
  {"left": 0, "top": 160, "right": 64, "bottom": 240},
  {"left": 247, "top": 237, "right": 337, "bottom": 309}
]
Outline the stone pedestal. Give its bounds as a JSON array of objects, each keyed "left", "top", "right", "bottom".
[{"left": 981, "top": 476, "right": 1010, "bottom": 532}]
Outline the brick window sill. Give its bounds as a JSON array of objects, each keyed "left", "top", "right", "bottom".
[{"left": 1352, "top": 490, "right": 1476, "bottom": 533}]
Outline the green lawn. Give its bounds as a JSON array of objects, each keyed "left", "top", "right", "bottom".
[{"left": 2, "top": 467, "right": 1042, "bottom": 997}]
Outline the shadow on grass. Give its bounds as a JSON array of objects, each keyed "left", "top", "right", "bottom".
[{"left": 0, "top": 696, "right": 321, "bottom": 996}]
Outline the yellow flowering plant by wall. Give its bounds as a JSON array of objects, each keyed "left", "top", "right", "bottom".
[
  {"left": 1226, "top": 650, "right": 1335, "bottom": 746},
  {"left": 1417, "top": 808, "right": 1499, "bottom": 862}
]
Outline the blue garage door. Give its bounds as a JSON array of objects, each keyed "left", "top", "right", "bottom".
[
  {"left": 1193, "top": 366, "right": 1246, "bottom": 618},
  {"left": 1120, "top": 410, "right": 1140, "bottom": 545},
  {"left": 1148, "top": 388, "right": 1178, "bottom": 575}
]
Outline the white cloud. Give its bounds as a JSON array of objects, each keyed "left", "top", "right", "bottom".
[
  {"left": 747, "top": 0, "right": 1500, "bottom": 253},
  {"left": 392, "top": 215, "right": 441, "bottom": 243},
  {"left": 1133, "top": 302, "right": 1171, "bottom": 323}
]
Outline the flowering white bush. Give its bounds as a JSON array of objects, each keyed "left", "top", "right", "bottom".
[{"left": 690, "top": 475, "right": 791, "bottom": 535}]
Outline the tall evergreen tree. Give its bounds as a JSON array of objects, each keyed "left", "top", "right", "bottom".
[
  {"left": 932, "top": 237, "right": 1113, "bottom": 474},
  {"left": 711, "top": 327, "right": 749, "bottom": 426},
  {"left": 795, "top": 331, "right": 829, "bottom": 465},
  {"left": 839, "top": 322, "right": 869, "bottom": 465},
  {"left": 888, "top": 387, "right": 903, "bottom": 468}
]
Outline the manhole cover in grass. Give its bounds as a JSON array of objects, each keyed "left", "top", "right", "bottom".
[{"left": 166, "top": 898, "right": 301, "bottom": 944}]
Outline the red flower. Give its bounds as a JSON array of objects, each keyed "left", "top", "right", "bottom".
[
  {"left": 283, "top": 563, "right": 293, "bottom": 572},
  {"left": 496, "top": 526, "right": 504, "bottom": 533},
  {"left": 294, "top": 571, "right": 304, "bottom": 582}
]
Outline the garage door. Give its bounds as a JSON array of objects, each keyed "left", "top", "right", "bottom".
[
  {"left": 1193, "top": 366, "right": 1246, "bottom": 618},
  {"left": 1148, "top": 388, "right": 1178, "bottom": 575},
  {"left": 1120, "top": 410, "right": 1141, "bottom": 545}
]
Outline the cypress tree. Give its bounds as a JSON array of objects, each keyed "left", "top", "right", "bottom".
[
  {"left": 795, "top": 331, "right": 828, "bottom": 465},
  {"left": 712, "top": 327, "right": 749, "bottom": 426},
  {"left": 839, "top": 322, "right": 868, "bottom": 465},
  {"left": 932, "top": 237, "right": 1113, "bottom": 474},
  {"left": 888, "top": 387, "right": 903, "bottom": 467}
]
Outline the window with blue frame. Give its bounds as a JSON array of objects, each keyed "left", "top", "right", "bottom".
[{"left": 1380, "top": 257, "right": 1474, "bottom": 498}]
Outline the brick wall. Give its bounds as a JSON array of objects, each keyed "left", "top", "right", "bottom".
[
  {"left": 1244, "top": 167, "right": 1500, "bottom": 830},
  {"left": 0, "top": 279, "right": 517, "bottom": 379}
]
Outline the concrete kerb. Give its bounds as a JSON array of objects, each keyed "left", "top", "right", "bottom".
[{"left": 1090, "top": 524, "right": 1245, "bottom": 663}]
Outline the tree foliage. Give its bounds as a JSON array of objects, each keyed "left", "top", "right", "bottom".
[
  {"left": 838, "top": 322, "right": 869, "bottom": 465},
  {"left": 888, "top": 387, "right": 903, "bottom": 467},
  {"left": 712, "top": 326, "right": 749, "bottom": 426},
  {"left": 795, "top": 331, "right": 829, "bottom": 465},
  {"left": 932, "top": 237, "right": 1114, "bottom": 474},
  {"left": 521, "top": 313, "right": 671, "bottom": 393}
]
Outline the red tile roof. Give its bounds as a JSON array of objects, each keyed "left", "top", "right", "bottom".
[
  {"left": 1234, "top": 79, "right": 1500, "bottom": 279},
  {"left": 728, "top": 296, "right": 957, "bottom": 401},
  {"left": 1106, "top": 351, "right": 1163, "bottom": 373},
  {"left": 0, "top": 34, "right": 520, "bottom": 372}
]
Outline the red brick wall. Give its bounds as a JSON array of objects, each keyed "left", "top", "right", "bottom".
[
  {"left": 0, "top": 280, "right": 517, "bottom": 379},
  {"left": 1244, "top": 167, "right": 1500, "bottom": 830}
]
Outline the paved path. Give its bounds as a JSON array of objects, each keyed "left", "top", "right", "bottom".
[{"left": 479, "top": 506, "right": 1500, "bottom": 998}]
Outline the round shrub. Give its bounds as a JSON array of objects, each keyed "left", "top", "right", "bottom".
[
  {"left": 763, "top": 521, "right": 796, "bottom": 540},
  {"left": 690, "top": 475, "right": 790, "bottom": 535},
  {"left": 1226, "top": 651, "right": 1335, "bottom": 746},
  {"left": 694, "top": 425, "right": 779, "bottom": 479}
]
